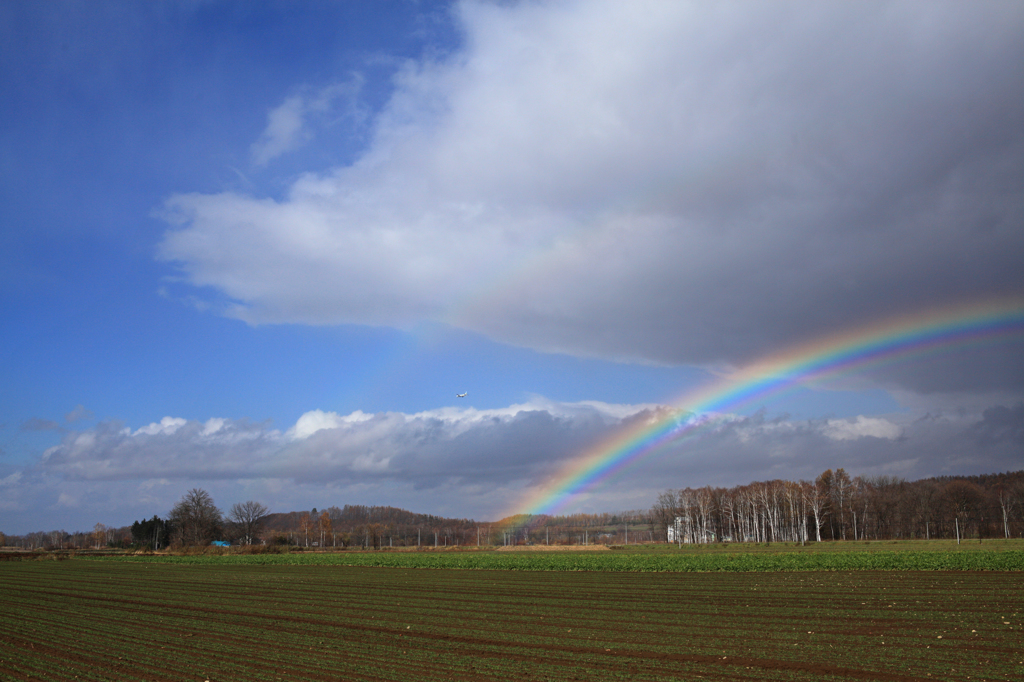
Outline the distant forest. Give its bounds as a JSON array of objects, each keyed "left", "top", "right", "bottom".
[
  {"left": 2, "top": 470, "right": 1022, "bottom": 549},
  {"left": 262, "top": 505, "right": 653, "bottom": 548},
  {"left": 650, "top": 469, "right": 1024, "bottom": 544}
]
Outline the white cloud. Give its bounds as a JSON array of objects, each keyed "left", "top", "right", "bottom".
[
  {"left": 823, "top": 415, "right": 902, "bottom": 442},
  {"left": 159, "top": 0, "right": 1024, "bottom": 396},
  {"left": 64, "top": 405, "right": 94, "bottom": 423},
  {"left": 250, "top": 80, "right": 365, "bottom": 166},
  {"left": 133, "top": 417, "right": 187, "bottom": 436},
  {"left": 56, "top": 492, "right": 78, "bottom": 508},
  {"left": 202, "top": 418, "right": 225, "bottom": 436},
  {"left": 6, "top": 397, "right": 1022, "bottom": 533},
  {"left": 287, "top": 409, "right": 373, "bottom": 440},
  {"left": 251, "top": 95, "right": 307, "bottom": 166},
  {"left": 352, "top": 452, "right": 392, "bottom": 473},
  {"left": 33, "top": 401, "right": 653, "bottom": 486}
]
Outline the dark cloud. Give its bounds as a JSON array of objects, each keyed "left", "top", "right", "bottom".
[
  {"left": 968, "top": 403, "right": 1024, "bottom": 447},
  {"left": 627, "top": 407, "right": 1022, "bottom": 491},
  {"left": 159, "top": 1, "right": 1024, "bottom": 397}
]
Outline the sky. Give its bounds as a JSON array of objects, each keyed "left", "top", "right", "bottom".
[{"left": 1, "top": 0, "right": 1022, "bottom": 536}]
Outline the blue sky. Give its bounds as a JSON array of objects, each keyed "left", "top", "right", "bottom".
[{"left": 2, "top": 1, "right": 1022, "bottom": 535}]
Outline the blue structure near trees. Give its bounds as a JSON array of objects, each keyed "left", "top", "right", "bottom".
[{"left": 210, "top": 541, "right": 230, "bottom": 547}]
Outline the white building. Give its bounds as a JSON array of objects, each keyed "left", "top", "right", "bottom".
[{"left": 667, "top": 516, "right": 687, "bottom": 543}]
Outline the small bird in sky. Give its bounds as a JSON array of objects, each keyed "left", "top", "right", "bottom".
[{"left": 456, "top": 392, "right": 467, "bottom": 398}]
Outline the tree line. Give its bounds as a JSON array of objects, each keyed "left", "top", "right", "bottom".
[
  {"left": 254, "top": 505, "right": 656, "bottom": 548},
  {"left": 651, "top": 469, "right": 1024, "bottom": 544},
  {"left": 0, "top": 489, "right": 270, "bottom": 551},
  {"left": 4, "top": 470, "right": 1022, "bottom": 550},
  {"left": 132, "top": 489, "right": 271, "bottom": 549},
  {"left": 267, "top": 505, "right": 483, "bottom": 548}
]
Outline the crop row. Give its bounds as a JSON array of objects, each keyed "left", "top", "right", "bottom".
[
  {"left": 3, "top": 559, "right": 1023, "bottom": 681},
  {"left": 93, "top": 547, "right": 1024, "bottom": 571}
]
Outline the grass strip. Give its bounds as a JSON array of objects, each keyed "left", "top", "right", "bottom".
[{"left": 88, "top": 548, "right": 1024, "bottom": 571}]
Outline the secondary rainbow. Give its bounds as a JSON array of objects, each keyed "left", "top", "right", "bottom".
[{"left": 509, "top": 297, "right": 1024, "bottom": 518}]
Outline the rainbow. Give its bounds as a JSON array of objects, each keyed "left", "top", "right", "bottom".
[{"left": 510, "top": 297, "right": 1024, "bottom": 518}]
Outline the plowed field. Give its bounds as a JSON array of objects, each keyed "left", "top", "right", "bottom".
[{"left": 1, "top": 560, "right": 1022, "bottom": 681}]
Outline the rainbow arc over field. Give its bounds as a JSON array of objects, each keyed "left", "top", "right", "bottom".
[{"left": 510, "top": 297, "right": 1024, "bottom": 519}]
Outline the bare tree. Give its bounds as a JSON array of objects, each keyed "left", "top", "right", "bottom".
[
  {"left": 914, "top": 480, "right": 941, "bottom": 540},
  {"left": 169, "top": 488, "right": 223, "bottom": 546},
  {"left": 852, "top": 477, "right": 872, "bottom": 540},
  {"left": 91, "top": 523, "right": 107, "bottom": 549},
  {"left": 694, "top": 486, "right": 715, "bottom": 543},
  {"left": 802, "top": 479, "right": 828, "bottom": 542},
  {"left": 831, "top": 468, "right": 852, "bottom": 540},
  {"left": 228, "top": 500, "right": 269, "bottom": 545},
  {"left": 993, "top": 482, "right": 1019, "bottom": 539},
  {"left": 327, "top": 506, "right": 343, "bottom": 546},
  {"left": 816, "top": 469, "right": 836, "bottom": 539},
  {"left": 782, "top": 480, "right": 802, "bottom": 544},
  {"left": 298, "top": 512, "right": 314, "bottom": 547},
  {"left": 942, "top": 480, "right": 984, "bottom": 544},
  {"left": 368, "top": 522, "right": 384, "bottom": 549},
  {"left": 317, "top": 510, "right": 332, "bottom": 548},
  {"left": 652, "top": 489, "right": 679, "bottom": 540},
  {"left": 868, "top": 476, "right": 906, "bottom": 539}
]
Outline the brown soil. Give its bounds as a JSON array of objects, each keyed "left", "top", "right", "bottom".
[{"left": 2, "top": 561, "right": 1021, "bottom": 681}]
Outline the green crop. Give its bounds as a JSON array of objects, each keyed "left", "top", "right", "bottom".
[{"left": 90, "top": 547, "right": 1024, "bottom": 571}]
